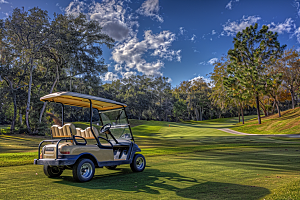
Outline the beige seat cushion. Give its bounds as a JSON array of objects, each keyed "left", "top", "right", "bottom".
[
  {"left": 75, "top": 126, "right": 99, "bottom": 139},
  {"left": 51, "top": 123, "right": 76, "bottom": 138}
]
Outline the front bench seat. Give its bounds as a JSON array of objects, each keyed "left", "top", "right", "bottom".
[{"left": 75, "top": 126, "right": 99, "bottom": 139}]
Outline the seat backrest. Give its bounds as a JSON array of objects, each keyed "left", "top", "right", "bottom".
[
  {"left": 51, "top": 123, "right": 76, "bottom": 138},
  {"left": 64, "top": 123, "right": 76, "bottom": 136},
  {"left": 75, "top": 126, "right": 99, "bottom": 139},
  {"left": 51, "top": 125, "right": 60, "bottom": 138}
]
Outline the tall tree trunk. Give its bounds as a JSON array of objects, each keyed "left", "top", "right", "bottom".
[
  {"left": 259, "top": 100, "right": 267, "bottom": 117},
  {"left": 7, "top": 79, "right": 17, "bottom": 133},
  {"left": 12, "top": 91, "right": 17, "bottom": 133},
  {"left": 256, "top": 93, "right": 261, "bottom": 124},
  {"left": 19, "top": 109, "right": 22, "bottom": 126},
  {"left": 237, "top": 104, "right": 240, "bottom": 123},
  {"left": 25, "top": 60, "right": 33, "bottom": 134},
  {"left": 275, "top": 99, "right": 281, "bottom": 117},
  {"left": 199, "top": 106, "right": 203, "bottom": 121},
  {"left": 271, "top": 100, "right": 276, "bottom": 114},
  {"left": 240, "top": 104, "right": 244, "bottom": 124},
  {"left": 195, "top": 108, "right": 199, "bottom": 121},
  {"left": 290, "top": 85, "right": 295, "bottom": 109},
  {"left": 39, "top": 76, "right": 58, "bottom": 123}
]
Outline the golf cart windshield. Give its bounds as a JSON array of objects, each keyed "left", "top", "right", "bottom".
[{"left": 100, "top": 109, "right": 132, "bottom": 140}]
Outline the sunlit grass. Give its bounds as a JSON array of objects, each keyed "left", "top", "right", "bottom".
[
  {"left": 232, "top": 108, "right": 300, "bottom": 135},
  {"left": 1, "top": 116, "right": 300, "bottom": 199}
]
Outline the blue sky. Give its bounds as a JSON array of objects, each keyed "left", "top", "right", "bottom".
[{"left": 0, "top": 0, "right": 299, "bottom": 86}]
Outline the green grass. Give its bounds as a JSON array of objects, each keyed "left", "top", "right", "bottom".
[
  {"left": 232, "top": 107, "right": 300, "bottom": 135},
  {"left": 0, "top": 124, "right": 11, "bottom": 134},
  {"left": 1, "top": 116, "right": 300, "bottom": 199}
]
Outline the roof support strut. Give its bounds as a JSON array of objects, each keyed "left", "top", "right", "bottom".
[{"left": 89, "top": 99, "right": 101, "bottom": 147}]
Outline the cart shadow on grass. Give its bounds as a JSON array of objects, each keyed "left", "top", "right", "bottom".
[{"left": 54, "top": 168, "right": 270, "bottom": 199}]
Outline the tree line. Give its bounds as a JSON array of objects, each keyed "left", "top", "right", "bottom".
[
  {"left": 0, "top": 8, "right": 298, "bottom": 134},
  {"left": 210, "top": 24, "right": 300, "bottom": 125},
  {"left": 0, "top": 7, "right": 114, "bottom": 133}
]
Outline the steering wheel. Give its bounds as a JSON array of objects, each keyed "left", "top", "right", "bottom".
[{"left": 100, "top": 123, "right": 111, "bottom": 133}]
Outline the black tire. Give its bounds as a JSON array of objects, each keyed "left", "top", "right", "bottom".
[
  {"left": 43, "top": 165, "right": 63, "bottom": 178},
  {"left": 130, "top": 154, "right": 146, "bottom": 172},
  {"left": 105, "top": 165, "right": 117, "bottom": 170},
  {"left": 72, "top": 158, "right": 95, "bottom": 182}
]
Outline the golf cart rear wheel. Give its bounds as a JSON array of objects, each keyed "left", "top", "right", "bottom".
[
  {"left": 130, "top": 154, "right": 146, "bottom": 172},
  {"left": 105, "top": 165, "right": 117, "bottom": 170},
  {"left": 73, "top": 158, "right": 95, "bottom": 182},
  {"left": 43, "top": 165, "right": 63, "bottom": 178}
]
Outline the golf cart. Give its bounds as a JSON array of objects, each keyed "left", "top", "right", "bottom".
[{"left": 34, "top": 92, "right": 146, "bottom": 182}]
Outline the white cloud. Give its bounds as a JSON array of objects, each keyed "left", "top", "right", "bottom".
[
  {"left": 103, "top": 72, "right": 119, "bottom": 81},
  {"left": 212, "top": 30, "right": 216, "bottom": 35},
  {"left": 0, "top": 0, "right": 8, "bottom": 3},
  {"left": 225, "top": 1, "right": 233, "bottom": 9},
  {"left": 225, "top": 0, "right": 239, "bottom": 9},
  {"left": 222, "top": 15, "right": 261, "bottom": 36},
  {"left": 65, "top": 0, "right": 87, "bottom": 17},
  {"left": 136, "top": 0, "right": 163, "bottom": 23},
  {"left": 112, "top": 30, "right": 181, "bottom": 76},
  {"left": 268, "top": 18, "right": 295, "bottom": 34},
  {"left": 190, "top": 76, "right": 212, "bottom": 85},
  {"left": 199, "top": 58, "right": 218, "bottom": 65},
  {"left": 66, "top": 0, "right": 134, "bottom": 41},
  {"left": 65, "top": 0, "right": 179, "bottom": 78},
  {"left": 167, "top": 77, "right": 172, "bottom": 83},
  {"left": 190, "top": 34, "right": 196, "bottom": 41},
  {"left": 179, "top": 27, "right": 185, "bottom": 35},
  {"left": 294, "top": 0, "right": 300, "bottom": 17},
  {"left": 208, "top": 58, "right": 218, "bottom": 65},
  {"left": 122, "top": 71, "right": 136, "bottom": 78},
  {"left": 293, "top": 27, "right": 300, "bottom": 43}
]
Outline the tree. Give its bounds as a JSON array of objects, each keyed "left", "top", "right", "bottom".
[
  {"left": 227, "top": 23, "right": 286, "bottom": 124},
  {"left": 210, "top": 58, "right": 235, "bottom": 119},
  {"left": 3, "top": 7, "right": 53, "bottom": 133},
  {"left": 277, "top": 49, "right": 300, "bottom": 109},
  {"left": 38, "top": 13, "right": 114, "bottom": 123}
]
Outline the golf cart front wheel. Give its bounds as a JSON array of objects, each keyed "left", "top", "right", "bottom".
[
  {"left": 73, "top": 158, "right": 95, "bottom": 182},
  {"left": 130, "top": 154, "right": 146, "bottom": 172},
  {"left": 43, "top": 165, "right": 63, "bottom": 178}
]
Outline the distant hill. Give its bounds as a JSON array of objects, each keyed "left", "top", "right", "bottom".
[{"left": 232, "top": 107, "right": 300, "bottom": 135}]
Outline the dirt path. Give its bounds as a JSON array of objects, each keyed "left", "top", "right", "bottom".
[{"left": 218, "top": 128, "right": 300, "bottom": 138}]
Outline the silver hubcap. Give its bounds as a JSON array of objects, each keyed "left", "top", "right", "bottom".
[
  {"left": 136, "top": 157, "right": 144, "bottom": 169},
  {"left": 80, "top": 163, "right": 92, "bottom": 178}
]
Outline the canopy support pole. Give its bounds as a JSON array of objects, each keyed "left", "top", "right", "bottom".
[
  {"left": 61, "top": 103, "right": 64, "bottom": 126},
  {"left": 123, "top": 107, "right": 135, "bottom": 143},
  {"left": 89, "top": 99, "right": 101, "bottom": 147}
]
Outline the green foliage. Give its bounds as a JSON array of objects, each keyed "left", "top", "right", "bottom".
[
  {"left": 224, "top": 24, "right": 286, "bottom": 124},
  {"left": 0, "top": 7, "right": 114, "bottom": 134}
]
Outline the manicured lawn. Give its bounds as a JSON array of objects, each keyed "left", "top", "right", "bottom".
[
  {"left": 1, "top": 116, "right": 300, "bottom": 199},
  {"left": 232, "top": 107, "right": 300, "bottom": 135}
]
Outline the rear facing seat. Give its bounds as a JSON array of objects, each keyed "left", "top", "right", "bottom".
[{"left": 51, "top": 123, "right": 76, "bottom": 138}]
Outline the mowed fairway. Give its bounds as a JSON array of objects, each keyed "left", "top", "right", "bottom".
[{"left": 1, "top": 117, "right": 300, "bottom": 200}]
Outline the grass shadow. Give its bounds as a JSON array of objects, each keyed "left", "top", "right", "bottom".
[
  {"left": 55, "top": 168, "right": 269, "bottom": 199},
  {"left": 176, "top": 181, "right": 270, "bottom": 200}
]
